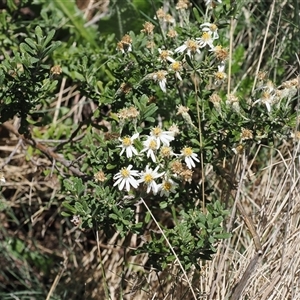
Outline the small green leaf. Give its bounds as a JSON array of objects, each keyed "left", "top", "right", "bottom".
[
  {"left": 145, "top": 116, "right": 155, "bottom": 122},
  {"left": 193, "top": 7, "right": 202, "bottom": 23},
  {"left": 145, "top": 211, "right": 151, "bottom": 223},
  {"left": 24, "top": 38, "right": 38, "bottom": 50},
  {"left": 35, "top": 26, "right": 44, "bottom": 44},
  {"left": 61, "top": 211, "right": 72, "bottom": 217},
  {"left": 191, "top": 139, "right": 201, "bottom": 146},
  {"left": 43, "top": 41, "right": 62, "bottom": 57},
  {"left": 62, "top": 202, "right": 77, "bottom": 214},
  {"left": 159, "top": 201, "right": 168, "bottom": 209},
  {"left": 143, "top": 103, "right": 158, "bottom": 119},
  {"left": 43, "top": 29, "right": 56, "bottom": 48},
  {"left": 214, "top": 233, "right": 231, "bottom": 239},
  {"left": 74, "top": 202, "right": 85, "bottom": 213},
  {"left": 106, "top": 164, "right": 116, "bottom": 170},
  {"left": 20, "top": 43, "right": 36, "bottom": 56},
  {"left": 109, "top": 213, "right": 118, "bottom": 220}
]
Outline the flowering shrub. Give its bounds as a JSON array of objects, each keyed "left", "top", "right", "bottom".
[
  {"left": 1, "top": 0, "right": 299, "bottom": 274},
  {"left": 61, "top": 0, "right": 237, "bottom": 270}
]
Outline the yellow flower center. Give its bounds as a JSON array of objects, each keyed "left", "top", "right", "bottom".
[
  {"left": 172, "top": 61, "right": 181, "bottom": 72},
  {"left": 161, "top": 146, "right": 171, "bottom": 157},
  {"left": 149, "top": 139, "right": 157, "bottom": 150},
  {"left": 122, "top": 137, "right": 132, "bottom": 146},
  {"left": 215, "top": 72, "right": 225, "bottom": 80},
  {"left": 160, "top": 50, "right": 169, "bottom": 60},
  {"left": 144, "top": 174, "right": 153, "bottom": 183},
  {"left": 162, "top": 181, "right": 172, "bottom": 191},
  {"left": 262, "top": 91, "right": 271, "bottom": 101},
  {"left": 156, "top": 71, "right": 166, "bottom": 80},
  {"left": 183, "top": 147, "right": 193, "bottom": 156},
  {"left": 202, "top": 32, "right": 211, "bottom": 41},
  {"left": 186, "top": 40, "right": 198, "bottom": 52},
  {"left": 120, "top": 168, "right": 130, "bottom": 178},
  {"left": 152, "top": 127, "right": 162, "bottom": 136}
]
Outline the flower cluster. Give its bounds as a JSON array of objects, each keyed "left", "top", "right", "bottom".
[
  {"left": 253, "top": 76, "right": 299, "bottom": 113},
  {"left": 108, "top": 124, "right": 200, "bottom": 196},
  {"left": 113, "top": 4, "right": 227, "bottom": 93}
]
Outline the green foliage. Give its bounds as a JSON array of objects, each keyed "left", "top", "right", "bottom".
[
  {"left": 0, "top": 25, "right": 61, "bottom": 133},
  {"left": 137, "top": 201, "right": 230, "bottom": 270}
]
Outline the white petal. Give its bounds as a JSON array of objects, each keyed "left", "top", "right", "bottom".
[
  {"left": 119, "top": 179, "right": 125, "bottom": 190},
  {"left": 126, "top": 147, "right": 133, "bottom": 158}
]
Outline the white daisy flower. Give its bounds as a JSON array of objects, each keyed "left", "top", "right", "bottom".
[
  {"left": 160, "top": 145, "right": 177, "bottom": 159},
  {"left": 113, "top": 165, "right": 140, "bottom": 191},
  {"left": 118, "top": 133, "right": 139, "bottom": 158},
  {"left": 196, "top": 31, "right": 214, "bottom": 49},
  {"left": 158, "top": 48, "right": 175, "bottom": 63},
  {"left": 138, "top": 165, "right": 164, "bottom": 194},
  {"left": 200, "top": 23, "right": 219, "bottom": 40},
  {"left": 140, "top": 136, "right": 159, "bottom": 162},
  {"left": 253, "top": 91, "right": 274, "bottom": 113},
  {"left": 150, "top": 126, "right": 175, "bottom": 148},
  {"left": 158, "top": 178, "right": 178, "bottom": 197},
  {"left": 152, "top": 70, "right": 168, "bottom": 93},
  {"left": 214, "top": 63, "right": 226, "bottom": 85},
  {"left": 169, "top": 61, "right": 183, "bottom": 81},
  {"left": 181, "top": 147, "right": 200, "bottom": 169},
  {"left": 175, "top": 39, "right": 201, "bottom": 57}
]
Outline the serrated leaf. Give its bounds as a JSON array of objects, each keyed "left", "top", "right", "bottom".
[{"left": 74, "top": 178, "right": 84, "bottom": 196}]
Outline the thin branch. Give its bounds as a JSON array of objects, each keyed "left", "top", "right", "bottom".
[{"left": 2, "top": 121, "right": 87, "bottom": 178}]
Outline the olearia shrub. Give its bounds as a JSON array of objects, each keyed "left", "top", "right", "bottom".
[
  {"left": 61, "top": 0, "right": 240, "bottom": 271},
  {"left": 53, "top": 0, "right": 299, "bottom": 270},
  {"left": 1, "top": 0, "right": 299, "bottom": 272}
]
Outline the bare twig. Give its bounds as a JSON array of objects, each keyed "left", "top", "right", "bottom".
[
  {"left": 2, "top": 121, "right": 87, "bottom": 177},
  {"left": 0, "top": 138, "right": 23, "bottom": 169}
]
